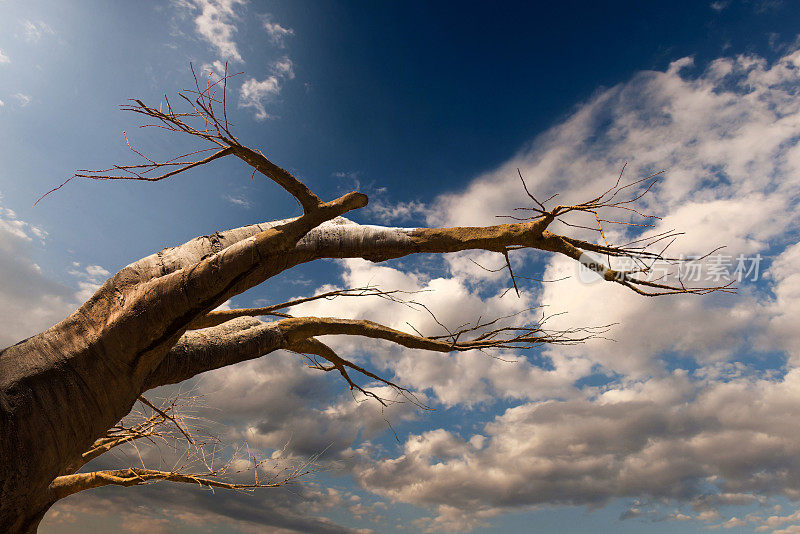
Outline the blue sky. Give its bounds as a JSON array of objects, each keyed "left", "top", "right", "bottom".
[{"left": 3, "top": 1, "right": 800, "bottom": 533}]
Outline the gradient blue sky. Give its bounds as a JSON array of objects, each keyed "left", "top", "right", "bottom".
[{"left": 3, "top": 1, "right": 800, "bottom": 533}]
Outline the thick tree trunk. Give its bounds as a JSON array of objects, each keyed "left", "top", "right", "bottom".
[{"left": 0, "top": 319, "right": 143, "bottom": 530}]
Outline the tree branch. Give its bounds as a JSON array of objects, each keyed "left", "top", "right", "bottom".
[
  {"left": 187, "top": 286, "right": 422, "bottom": 330},
  {"left": 48, "top": 465, "right": 311, "bottom": 502},
  {"left": 228, "top": 144, "right": 322, "bottom": 211},
  {"left": 288, "top": 337, "right": 414, "bottom": 407},
  {"left": 143, "top": 317, "right": 283, "bottom": 390},
  {"left": 144, "top": 311, "right": 602, "bottom": 392},
  {"left": 63, "top": 396, "right": 195, "bottom": 475}
]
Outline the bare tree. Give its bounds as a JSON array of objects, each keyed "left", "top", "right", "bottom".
[{"left": 0, "top": 72, "right": 725, "bottom": 533}]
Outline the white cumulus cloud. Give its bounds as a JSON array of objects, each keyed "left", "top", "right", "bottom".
[
  {"left": 238, "top": 56, "right": 295, "bottom": 120},
  {"left": 187, "top": 0, "right": 245, "bottom": 62},
  {"left": 261, "top": 14, "right": 294, "bottom": 47},
  {"left": 238, "top": 75, "right": 281, "bottom": 120}
]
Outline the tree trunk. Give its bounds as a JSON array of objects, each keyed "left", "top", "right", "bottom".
[{"left": 0, "top": 322, "right": 142, "bottom": 531}]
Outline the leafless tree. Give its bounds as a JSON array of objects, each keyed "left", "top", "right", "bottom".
[{"left": 0, "top": 71, "right": 726, "bottom": 533}]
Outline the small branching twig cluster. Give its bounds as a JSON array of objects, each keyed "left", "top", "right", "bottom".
[
  {"left": 187, "top": 285, "right": 429, "bottom": 330},
  {"left": 35, "top": 63, "right": 326, "bottom": 214},
  {"left": 266, "top": 290, "right": 611, "bottom": 409},
  {"left": 51, "top": 392, "right": 325, "bottom": 499},
  {"left": 35, "top": 64, "right": 242, "bottom": 205},
  {"left": 497, "top": 166, "right": 735, "bottom": 296}
]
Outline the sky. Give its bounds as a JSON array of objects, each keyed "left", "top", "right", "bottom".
[{"left": 2, "top": 0, "right": 800, "bottom": 532}]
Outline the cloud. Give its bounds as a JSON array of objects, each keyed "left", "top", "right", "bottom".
[
  {"left": 367, "top": 199, "right": 429, "bottom": 224},
  {"left": 288, "top": 258, "right": 587, "bottom": 407},
  {"left": 187, "top": 0, "right": 245, "bottom": 62},
  {"left": 13, "top": 93, "right": 31, "bottom": 107},
  {"left": 0, "top": 201, "right": 77, "bottom": 348},
  {"left": 354, "top": 369, "right": 800, "bottom": 530},
  {"left": 710, "top": 0, "right": 729, "bottom": 11},
  {"left": 261, "top": 15, "right": 294, "bottom": 47},
  {"left": 41, "top": 482, "right": 366, "bottom": 534},
  {"left": 200, "top": 59, "right": 227, "bottom": 77},
  {"left": 273, "top": 55, "right": 295, "bottom": 79},
  {"left": 238, "top": 75, "right": 281, "bottom": 120},
  {"left": 533, "top": 254, "right": 765, "bottom": 378},
  {"left": 762, "top": 242, "right": 800, "bottom": 363},
  {"left": 0, "top": 48, "right": 9, "bottom": 64},
  {"left": 433, "top": 51, "right": 800, "bottom": 229},
  {"left": 332, "top": 170, "right": 360, "bottom": 179},
  {"left": 84, "top": 265, "right": 110, "bottom": 278},
  {"left": 222, "top": 193, "right": 252, "bottom": 208},
  {"left": 68, "top": 262, "right": 112, "bottom": 301},
  {"left": 238, "top": 57, "right": 294, "bottom": 120},
  {"left": 188, "top": 350, "right": 423, "bottom": 459},
  {"left": 184, "top": 2, "right": 298, "bottom": 121},
  {"left": 0, "top": 205, "right": 45, "bottom": 242},
  {"left": 22, "top": 20, "right": 55, "bottom": 42}
]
